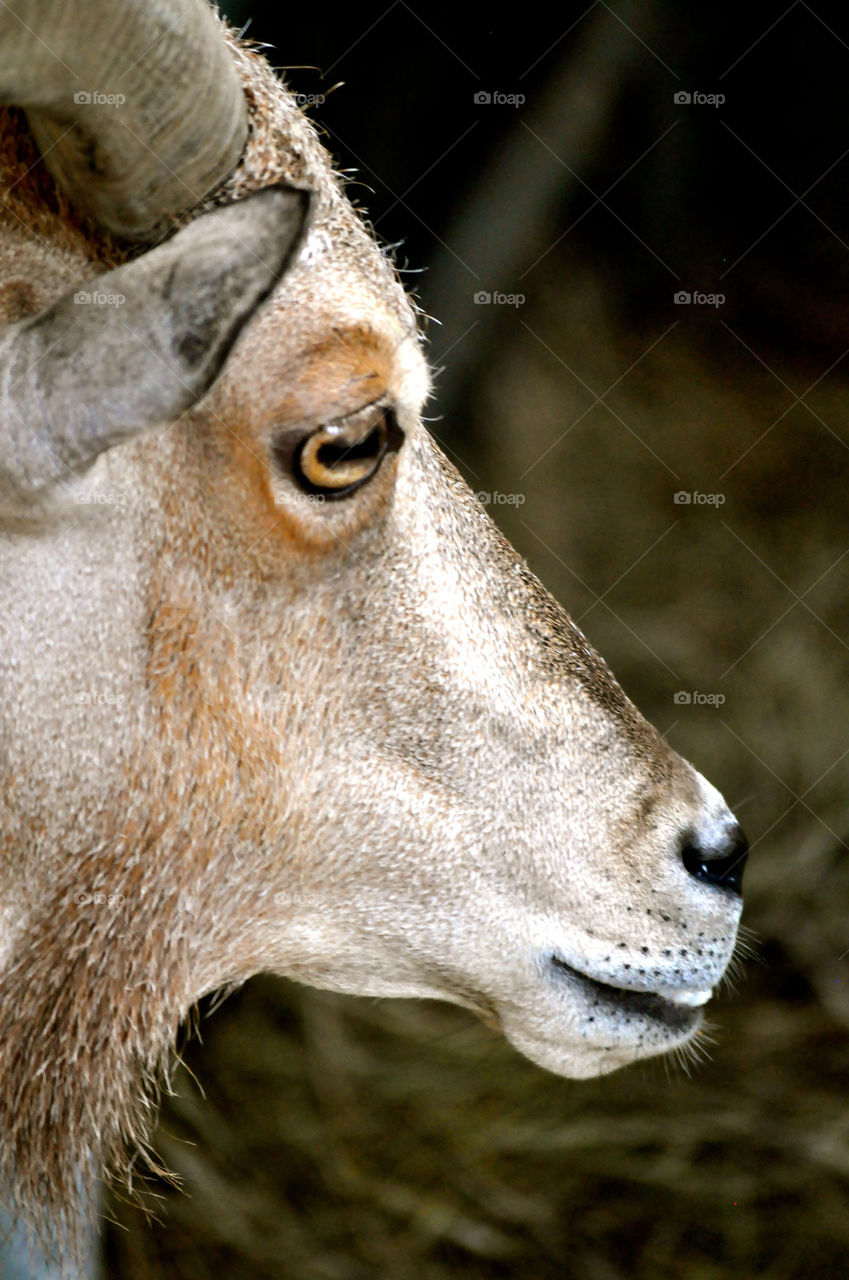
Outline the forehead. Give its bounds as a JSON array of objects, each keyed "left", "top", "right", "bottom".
[
  {"left": 207, "top": 44, "right": 430, "bottom": 422},
  {"left": 218, "top": 205, "right": 430, "bottom": 430}
]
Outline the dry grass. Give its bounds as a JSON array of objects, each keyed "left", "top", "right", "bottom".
[{"left": 104, "top": 974, "right": 849, "bottom": 1279}]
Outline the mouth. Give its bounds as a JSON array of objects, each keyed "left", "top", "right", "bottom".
[{"left": 550, "top": 956, "right": 711, "bottom": 1033}]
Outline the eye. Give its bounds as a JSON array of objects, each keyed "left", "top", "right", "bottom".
[{"left": 293, "top": 406, "right": 398, "bottom": 499}]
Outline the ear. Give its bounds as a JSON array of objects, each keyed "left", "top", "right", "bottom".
[{"left": 0, "top": 185, "right": 311, "bottom": 499}]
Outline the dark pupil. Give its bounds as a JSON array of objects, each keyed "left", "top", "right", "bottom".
[{"left": 319, "top": 424, "right": 384, "bottom": 469}]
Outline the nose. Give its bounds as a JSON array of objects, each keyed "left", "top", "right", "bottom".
[{"left": 681, "top": 825, "right": 748, "bottom": 896}]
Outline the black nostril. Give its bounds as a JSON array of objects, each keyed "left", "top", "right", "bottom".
[{"left": 681, "top": 825, "right": 748, "bottom": 896}]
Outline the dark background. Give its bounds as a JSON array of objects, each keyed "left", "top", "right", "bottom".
[
  {"left": 105, "top": 4, "right": 849, "bottom": 1277},
  {"left": 222, "top": 0, "right": 849, "bottom": 372}
]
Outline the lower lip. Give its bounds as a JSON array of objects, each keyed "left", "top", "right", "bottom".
[{"left": 551, "top": 958, "right": 703, "bottom": 1032}]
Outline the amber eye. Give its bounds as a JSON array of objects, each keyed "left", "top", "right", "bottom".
[{"left": 293, "top": 407, "right": 393, "bottom": 498}]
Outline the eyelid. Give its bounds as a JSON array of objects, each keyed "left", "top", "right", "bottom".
[
  {"left": 271, "top": 396, "right": 393, "bottom": 450},
  {"left": 328, "top": 397, "right": 391, "bottom": 433}
]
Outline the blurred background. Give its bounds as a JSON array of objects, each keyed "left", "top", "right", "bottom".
[{"left": 105, "top": 2, "right": 849, "bottom": 1276}]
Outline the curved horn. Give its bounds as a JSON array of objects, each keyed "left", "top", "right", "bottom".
[{"left": 0, "top": 0, "right": 248, "bottom": 242}]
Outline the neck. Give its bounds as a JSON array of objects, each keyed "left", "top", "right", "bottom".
[
  {"left": 0, "top": 820, "right": 207, "bottom": 1251},
  {"left": 0, "top": 481, "right": 296, "bottom": 1251}
]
